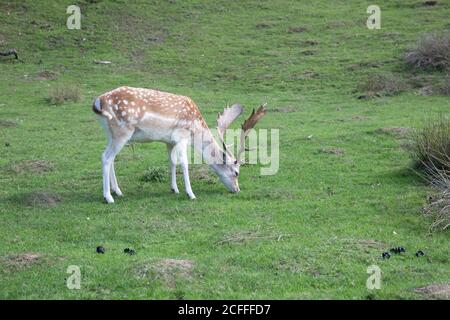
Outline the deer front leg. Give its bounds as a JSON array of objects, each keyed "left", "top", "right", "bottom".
[
  {"left": 102, "top": 132, "right": 132, "bottom": 204},
  {"left": 176, "top": 141, "right": 196, "bottom": 199},
  {"left": 167, "top": 144, "right": 179, "bottom": 193}
]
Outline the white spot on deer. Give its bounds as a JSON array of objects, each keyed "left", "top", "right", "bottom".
[
  {"left": 122, "top": 111, "right": 127, "bottom": 116},
  {"left": 123, "top": 100, "right": 128, "bottom": 105}
]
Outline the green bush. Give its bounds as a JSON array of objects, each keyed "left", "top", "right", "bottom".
[{"left": 141, "top": 167, "right": 167, "bottom": 183}]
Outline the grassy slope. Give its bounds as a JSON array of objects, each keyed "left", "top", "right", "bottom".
[{"left": 0, "top": 0, "right": 449, "bottom": 299}]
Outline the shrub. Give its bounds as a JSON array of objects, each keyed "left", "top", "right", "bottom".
[
  {"left": 141, "top": 167, "right": 167, "bottom": 182},
  {"left": 405, "top": 33, "right": 450, "bottom": 71},
  {"left": 422, "top": 191, "right": 449, "bottom": 232},
  {"left": 411, "top": 115, "right": 450, "bottom": 186},
  {"left": 437, "top": 76, "right": 450, "bottom": 95},
  {"left": 411, "top": 116, "right": 450, "bottom": 232},
  {"left": 358, "top": 73, "right": 406, "bottom": 97},
  {"left": 47, "top": 84, "right": 80, "bottom": 105}
]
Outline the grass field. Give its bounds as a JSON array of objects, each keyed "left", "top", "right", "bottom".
[{"left": 0, "top": 0, "right": 449, "bottom": 299}]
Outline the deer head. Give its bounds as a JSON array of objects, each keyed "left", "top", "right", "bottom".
[{"left": 212, "top": 103, "right": 267, "bottom": 193}]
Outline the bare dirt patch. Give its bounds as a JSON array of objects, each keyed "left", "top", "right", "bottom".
[
  {"left": 318, "top": 147, "right": 345, "bottom": 156},
  {"left": 414, "top": 283, "right": 450, "bottom": 299},
  {"left": 290, "top": 70, "right": 317, "bottom": 80},
  {"left": 301, "top": 40, "right": 320, "bottom": 46},
  {"left": 9, "top": 160, "right": 54, "bottom": 175},
  {"left": 351, "top": 115, "right": 370, "bottom": 121},
  {"left": 300, "top": 50, "right": 315, "bottom": 56},
  {"left": 423, "top": 1, "right": 438, "bottom": 6},
  {"left": 17, "top": 192, "right": 62, "bottom": 207},
  {"left": 34, "top": 70, "right": 58, "bottom": 80},
  {"left": 0, "top": 119, "right": 18, "bottom": 128},
  {"left": 255, "top": 22, "right": 274, "bottom": 29},
  {"left": 287, "top": 26, "right": 308, "bottom": 33},
  {"left": 374, "top": 127, "right": 411, "bottom": 138},
  {"left": 0, "top": 252, "right": 43, "bottom": 272},
  {"left": 136, "top": 259, "right": 194, "bottom": 287},
  {"left": 272, "top": 107, "right": 297, "bottom": 113}
]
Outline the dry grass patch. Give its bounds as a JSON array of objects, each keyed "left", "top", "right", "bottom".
[
  {"left": 34, "top": 70, "right": 58, "bottom": 80},
  {"left": 410, "top": 116, "right": 449, "bottom": 182},
  {"left": 46, "top": 84, "right": 80, "bottom": 105},
  {"left": 16, "top": 192, "right": 62, "bottom": 207},
  {"left": 351, "top": 115, "right": 370, "bottom": 121},
  {"left": 422, "top": 191, "right": 449, "bottom": 232},
  {"left": 358, "top": 73, "right": 407, "bottom": 98},
  {"left": 374, "top": 127, "right": 411, "bottom": 138},
  {"left": 0, "top": 252, "right": 43, "bottom": 272},
  {"left": 414, "top": 283, "right": 450, "bottom": 299},
  {"left": 318, "top": 147, "right": 345, "bottom": 156},
  {"left": 287, "top": 26, "right": 308, "bottom": 33},
  {"left": 405, "top": 32, "right": 450, "bottom": 71},
  {"left": 135, "top": 258, "right": 194, "bottom": 287},
  {"left": 9, "top": 159, "right": 54, "bottom": 174},
  {"left": 272, "top": 107, "right": 297, "bottom": 113},
  {"left": 0, "top": 119, "right": 18, "bottom": 128}
]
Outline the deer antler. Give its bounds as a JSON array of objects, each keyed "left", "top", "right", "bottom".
[
  {"left": 216, "top": 104, "right": 243, "bottom": 160},
  {"left": 237, "top": 104, "right": 267, "bottom": 163}
]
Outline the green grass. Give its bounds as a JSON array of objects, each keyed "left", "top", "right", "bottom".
[{"left": 0, "top": 0, "right": 449, "bottom": 299}]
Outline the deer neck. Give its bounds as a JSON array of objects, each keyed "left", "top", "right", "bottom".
[{"left": 194, "top": 125, "right": 226, "bottom": 166}]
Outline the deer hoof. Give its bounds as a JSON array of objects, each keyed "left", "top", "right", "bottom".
[
  {"left": 171, "top": 188, "right": 180, "bottom": 194},
  {"left": 104, "top": 195, "right": 114, "bottom": 204}
]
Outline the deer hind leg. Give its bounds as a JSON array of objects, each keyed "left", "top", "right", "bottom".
[
  {"left": 176, "top": 141, "right": 196, "bottom": 200},
  {"left": 167, "top": 144, "right": 179, "bottom": 194},
  {"left": 109, "top": 161, "right": 122, "bottom": 196},
  {"left": 102, "top": 130, "right": 133, "bottom": 204}
]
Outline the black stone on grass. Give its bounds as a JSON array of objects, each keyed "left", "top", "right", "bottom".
[
  {"left": 96, "top": 246, "right": 105, "bottom": 254},
  {"left": 124, "top": 248, "right": 136, "bottom": 255}
]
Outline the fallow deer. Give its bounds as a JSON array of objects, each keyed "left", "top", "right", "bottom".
[{"left": 93, "top": 86, "right": 266, "bottom": 203}]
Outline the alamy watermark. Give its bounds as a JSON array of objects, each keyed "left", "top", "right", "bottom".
[
  {"left": 366, "top": 265, "right": 381, "bottom": 290},
  {"left": 367, "top": 5, "right": 381, "bottom": 29},
  {"left": 66, "top": 5, "right": 81, "bottom": 30},
  {"left": 66, "top": 265, "right": 81, "bottom": 290}
]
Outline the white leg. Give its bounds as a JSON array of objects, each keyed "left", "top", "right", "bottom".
[
  {"left": 102, "top": 134, "right": 131, "bottom": 204},
  {"left": 167, "top": 144, "right": 179, "bottom": 193},
  {"left": 110, "top": 162, "right": 123, "bottom": 196},
  {"left": 102, "top": 141, "right": 114, "bottom": 204},
  {"left": 176, "top": 142, "right": 196, "bottom": 199}
]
